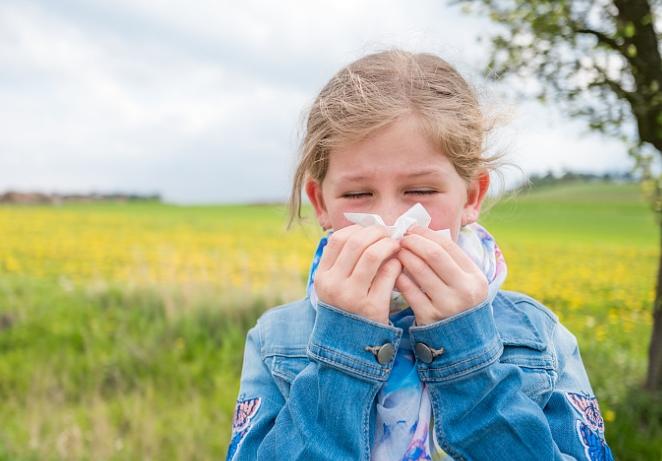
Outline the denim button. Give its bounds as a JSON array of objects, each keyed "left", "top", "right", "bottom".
[
  {"left": 415, "top": 342, "right": 444, "bottom": 364},
  {"left": 376, "top": 343, "right": 395, "bottom": 364},
  {"left": 415, "top": 342, "right": 434, "bottom": 363},
  {"left": 366, "top": 343, "right": 396, "bottom": 364}
]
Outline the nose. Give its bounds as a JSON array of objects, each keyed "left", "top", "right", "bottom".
[{"left": 375, "top": 199, "right": 409, "bottom": 226}]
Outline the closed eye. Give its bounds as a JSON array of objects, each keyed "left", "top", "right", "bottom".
[
  {"left": 406, "top": 190, "right": 437, "bottom": 195},
  {"left": 342, "top": 192, "right": 371, "bottom": 199}
]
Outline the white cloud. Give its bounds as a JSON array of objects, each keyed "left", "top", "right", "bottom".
[{"left": 0, "top": 0, "right": 634, "bottom": 203}]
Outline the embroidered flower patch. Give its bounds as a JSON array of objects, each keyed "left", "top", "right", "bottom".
[
  {"left": 565, "top": 392, "right": 612, "bottom": 461},
  {"left": 226, "top": 397, "right": 261, "bottom": 460},
  {"left": 576, "top": 420, "right": 614, "bottom": 461},
  {"left": 566, "top": 391, "right": 605, "bottom": 433}
]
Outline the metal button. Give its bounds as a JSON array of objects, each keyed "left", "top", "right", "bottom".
[
  {"left": 365, "top": 343, "right": 395, "bottom": 364},
  {"left": 415, "top": 342, "right": 444, "bottom": 364},
  {"left": 377, "top": 343, "right": 395, "bottom": 364}
]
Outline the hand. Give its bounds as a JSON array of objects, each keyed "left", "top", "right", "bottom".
[
  {"left": 314, "top": 224, "right": 402, "bottom": 325},
  {"left": 394, "top": 226, "right": 488, "bottom": 325}
]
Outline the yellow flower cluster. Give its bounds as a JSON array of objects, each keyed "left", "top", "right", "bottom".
[
  {"left": 0, "top": 206, "right": 321, "bottom": 304},
  {"left": 0, "top": 205, "right": 655, "bottom": 323}
]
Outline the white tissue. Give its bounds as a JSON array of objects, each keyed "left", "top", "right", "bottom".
[
  {"left": 343, "top": 203, "right": 451, "bottom": 312},
  {"left": 344, "top": 203, "right": 450, "bottom": 240}
]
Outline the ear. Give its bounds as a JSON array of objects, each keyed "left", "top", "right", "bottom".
[
  {"left": 461, "top": 170, "right": 490, "bottom": 226},
  {"left": 305, "top": 178, "right": 331, "bottom": 230}
]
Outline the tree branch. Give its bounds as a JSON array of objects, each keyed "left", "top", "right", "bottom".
[
  {"left": 574, "top": 27, "right": 624, "bottom": 53},
  {"left": 589, "top": 63, "right": 636, "bottom": 105}
]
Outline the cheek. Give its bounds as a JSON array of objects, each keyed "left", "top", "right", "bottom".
[
  {"left": 429, "top": 215, "right": 459, "bottom": 231},
  {"left": 427, "top": 206, "right": 463, "bottom": 239},
  {"left": 326, "top": 198, "right": 378, "bottom": 230},
  {"left": 328, "top": 209, "right": 354, "bottom": 231}
]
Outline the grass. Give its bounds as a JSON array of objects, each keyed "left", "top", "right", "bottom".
[
  {"left": 483, "top": 181, "right": 657, "bottom": 246},
  {"left": 0, "top": 180, "right": 660, "bottom": 460},
  {"left": 0, "top": 276, "right": 267, "bottom": 460}
]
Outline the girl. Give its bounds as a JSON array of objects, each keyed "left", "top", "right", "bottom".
[{"left": 227, "top": 50, "right": 613, "bottom": 461}]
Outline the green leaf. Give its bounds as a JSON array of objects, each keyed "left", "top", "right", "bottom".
[
  {"left": 626, "top": 44, "right": 637, "bottom": 58},
  {"left": 624, "top": 22, "right": 636, "bottom": 38}
]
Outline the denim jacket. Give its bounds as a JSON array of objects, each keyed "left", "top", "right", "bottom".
[{"left": 227, "top": 289, "right": 613, "bottom": 461}]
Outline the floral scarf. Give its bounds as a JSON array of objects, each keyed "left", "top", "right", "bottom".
[{"left": 306, "top": 222, "right": 507, "bottom": 461}]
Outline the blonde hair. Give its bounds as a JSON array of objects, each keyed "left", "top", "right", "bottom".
[{"left": 288, "top": 49, "right": 509, "bottom": 228}]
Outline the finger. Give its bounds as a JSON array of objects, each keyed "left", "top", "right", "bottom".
[
  {"left": 367, "top": 258, "right": 402, "bottom": 306},
  {"left": 394, "top": 271, "right": 434, "bottom": 315},
  {"left": 401, "top": 233, "right": 465, "bottom": 286},
  {"left": 397, "top": 248, "right": 449, "bottom": 300},
  {"left": 317, "top": 224, "right": 363, "bottom": 272},
  {"left": 350, "top": 237, "right": 400, "bottom": 288},
  {"left": 407, "top": 226, "right": 480, "bottom": 274},
  {"left": 332, "top": 225, "right": 390, "bottom": 277}
]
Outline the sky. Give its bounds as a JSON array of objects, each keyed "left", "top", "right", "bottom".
[{"left": 0, "top": 0, "right": 635, "bottom": 204}]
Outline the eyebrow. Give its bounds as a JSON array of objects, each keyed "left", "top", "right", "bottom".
[
  {"left": 405, "top": 169, "right": 445, "bottom": 179},
  {"left": 338, "top": 169, "right": 444, "bottom": 182}
]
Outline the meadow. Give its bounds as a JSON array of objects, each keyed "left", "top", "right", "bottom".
[{"left": 0, "top": 181, "right": 660, "bottom": 460}]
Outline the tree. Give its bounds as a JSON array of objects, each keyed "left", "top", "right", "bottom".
[{"left": 454, "top": 0, "right": 662, "bottom": 391}]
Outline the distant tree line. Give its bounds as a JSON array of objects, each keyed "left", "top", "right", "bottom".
[
  {"left": 0, "top": 191, "right": 162, "bottom": 205},
  {"left": 520, "top": 168, "right": 636, "bottom": 189}
]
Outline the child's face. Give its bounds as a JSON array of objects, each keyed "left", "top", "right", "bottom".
[{"left": 305, "top": 115, "right": 490, "bottom": 241}]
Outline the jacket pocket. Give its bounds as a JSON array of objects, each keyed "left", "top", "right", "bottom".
[
  {"left": 498, "top": 340, "right": 556, "bottom": 407},
  {"left": 266, "top": 351, "right": 310, "bottom": 399}
]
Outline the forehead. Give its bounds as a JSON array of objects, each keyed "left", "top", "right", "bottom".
[{"left": 325, "top": 116, "right": 457, "bottom": 183}]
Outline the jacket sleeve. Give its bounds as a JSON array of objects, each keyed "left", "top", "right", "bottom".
[
  {"left": 408, "top": 299, "right": 614, "bottom": 461},
  {"left": 543, "top": 322, "right": 614, "bottom": 460},
  {"left": 227, "top": 302, "right": 402, "bottom": 461}
]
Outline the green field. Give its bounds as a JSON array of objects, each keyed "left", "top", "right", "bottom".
[{"left": 0, "top": 181, "right": 660, "bottom": 460}]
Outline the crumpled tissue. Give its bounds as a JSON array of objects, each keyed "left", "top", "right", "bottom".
[
  {"left": 343, "top": 203, "right": 450, "bottom": 312},
  {"left": 344, "top": 202, "right": 450, "bottom": 240}
]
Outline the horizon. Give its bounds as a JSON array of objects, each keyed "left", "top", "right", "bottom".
[{"left": 0, "top": 169, "right": 640, "bottom": 206}]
